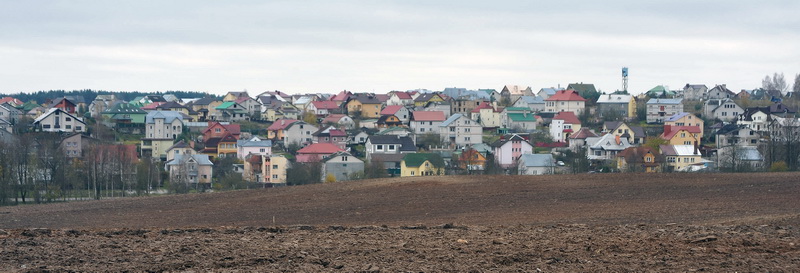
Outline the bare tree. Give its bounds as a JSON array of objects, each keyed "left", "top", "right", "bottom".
[
  {"left": 762, "top": 72, "right": 788, "bottom": 94},
  {"left": 794, "top": 73, "right": 800, "bottom": 94}
]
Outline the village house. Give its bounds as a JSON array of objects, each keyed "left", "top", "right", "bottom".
[
  {"left": 659, "top": 144, "right": 705, "bottom": 172},
  {"left": 320, "top": 151, "right": 364, "bottom": 182},
  {"left": 0, "top": 103, "right": 24, "bottom": 124},
  {"left": 500, "top": 85, "right": 533, "bottom": 103},
  {"left": 706, "top": 84, "right": 736, "bottom": 100},
  {"left": 596, "top": 94, "right": 635, "bottom": 119},
  {"left": 586, "top": 133, "right": 632, "bottom": 161},
  {"left": 413, "top": 93, "right": 446, "bottom": 107},
  {"left": 602, "top": 121, "right": 645, "bottom": 145},
  {"left": 306, "top": 101, "right": 340, "bottom": 116},
  {"left": 660, "top": 125, "right": 702, "bottom": 146},
  {"left": 243, "top": 154, "right": 290, "bottom": 185},
  {"left": 165, "top": 140, "right": 196, "bottom": 162},
  {"left": 282, "top": 121, "right": 318, "bottom": 147},
  {"left": 410, "top": 111, "right": 446, "bottom": 135},
  {"left": 236, "top": 136, "right": 273, "bottom": 160},
  {"left": 166, "top": 154, "right": 214, "bottom": 187},
  {"left": 346, "top": 93, "right": 383, "bottom": 118},
  {"left": 501, "top": 107, "right": 537, "bottom": 133},
  {"left": 568, "top": 127, "right": 599, "bottom": 151},
  {"left": 295, "top": 143, "right": 344, "bottom": 163},
  {"left": 321, "top": 114, "right": 355, "bottom": 129},
  {"left": 646, "top": 98, "right": 683, "bottom": 123},
  {"left": 439, "top": 113, "right": 482, "bottom": 147},
  {"left": 616, "top": 146, "right": 661, "bottom": 173},
  {"left": 491, "top": 134, "right": 533, "bottom": 169},
  {"left": 682, "top": 84, "right": 708, "bottom": 101},
  {"left": 715, "top": 124, "right": 761, "bottom": 148},
  {"left": 400, "top": 153, "right": 445, "bottom": 177},
  {"left": 380, "top": 105, "right": 411, "bottom": 124},
  {"left": 386, "top": 91, "right": 414, "bottom": 106},
  {"left": 545, "top": 89, "right": 586, "bottom": 115},
  {"left": 511, "top": 96, "right": 546, "bottom": 112},
  {"left": 141, "top": 111, "right": 184, "bottom": 159},
  {"left": 517, "top": 154, "right": 556, "bottom": 175},
  {"left": 550, "top": 111, "right": 581, "bottom": 143},
  {"left": 365, "top": 135, "right": 416, "bottom": 162},
  {"left": 312, "top": 126, "right": 348, "bottom": 150},
  {"left": 213, "top": 101, "right": 249, "bottom": 122},
  {"left": 471, "top": 102, "right": 502, "bottom": 128},
  {"left": 33, "top": 108, "right": 88, "bottom": 134},
  {"left": 664, "top": 112, "right": 704, "bottom": 128},
  {"left": 704, "top": 98, "right": 743, "bottom": 122}
]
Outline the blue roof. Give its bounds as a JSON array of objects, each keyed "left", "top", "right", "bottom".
[
  {"left": 539, "top": 88, "right": 557, "bottom": 95},
  {"left": 665, "top": 112, "right": 691, "bottom": 122},
  {"left": 519, "top": 96, "right": 545, "bottom": 104},
  {"left": 440, "top": 113, "right": 465, "bottom": 127},
  {"left": 167, "top": 154, "right": 213, "bottom": 166},
  {"left": 519, "top": 154, "right": 555, "bottom": 167}
]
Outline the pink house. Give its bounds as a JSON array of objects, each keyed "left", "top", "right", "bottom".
[
  {"left": 492, "top": 134, "right": 533, "bottom": 168},
  {"left": 296, "top": 143, "right": 344, "bottom": 163}
]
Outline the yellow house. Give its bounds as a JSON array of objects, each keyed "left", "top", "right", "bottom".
[
  {"left": 346, "top": 94, "right": 382, "bottom": 118},
  {"left": 267, "top": 119, "right": 298, "bottom": 140},
  {"left": 616, "top": 146, "right": 661, "bottom": 173},
  {"left": 661, "top": 125, "right": 702, "bottom": 146},
  {"left": 223, "top": 91, "right": 250, "bottom": 102},
  {"left": 660, "top": 144, "right": 703, "bottom": 172},
  {"left": 401, "top": 153, "right": 445, "bottom": 177},
  {"left": 603, "top": 121, "right": 645, "bottom": 144},
  {"left": 217, "top": 134, "right": 239, "bottom": 158},
  {"left": 413, "top": 93, "right": 446, "bottom": 107},
  {"left": 665, "top": 112, "right": 704, "bottom": 128}
]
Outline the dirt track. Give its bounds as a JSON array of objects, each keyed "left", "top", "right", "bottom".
[{"left": 1, "top": 172, "right": 800, "bottom": 272}]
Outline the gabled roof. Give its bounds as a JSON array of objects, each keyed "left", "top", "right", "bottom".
[
  {"left": 393, "top": 92, "right": 412, "bottom": 99},
  {"left": 402, "top": 153, "right": 445, "bottom": 168},
  {"left": 145, "top": 110, "right": 183, "bottom": 124},
  {"left": 617, "top": 146, "right": 661, "bottom": 166},
  {"left": 215, "top": 101, "right": 242, "bottom": 110},
  {"left": 103, "top": 102, "right": 147, "bottom": 114},
  {"left": 588, "top": 133, "right": 631, "bottom": 151},
  {"left": 296, "top": 143, "right": 344, "bottom": 154},
  {"left": 507, "top": 113, "right": 536, "bottom": 122},
  {"left": 321, "top": 151, "right": 360, "bottom": 163},
  {"left": 519, "top": 154, "right": 555, "bottom": 167},
  {"left": 665, "top": 112, "right": 692, "bottom": 122},
  {"left": 380, "top": 105, "right": 405, "bottom": 115},
  {"left": 219, "top": 133, "right": 239, "bottom": 143},
  {"left": 566, "top": 83, "right": 597, "bottom": 94},
  {"left": 518, "top": 96, "right": 545, "bottom": 104},
  {"left": 141, "top": 102, "right": 166, "bottom": 110},
  {"left": 440, "top": 113, "right": 468, "bottom": 127},
  {"left": 322, "top": 114, "right": 349, "bottom": 123},
  {"left": 167, "top": 154, "right": 213, "bottom": 166},
  {"left": 237, "top": 137, "right": 272, "bottom": 147},
  {"left": 471, "top": 101, "right": 494, "bottom": 113},
  {"left": 349, "top": 93, "right": 382, "bottom": 104},
  {"left": 538, "top": 88, "right": 557, "bottom": 96},
  {"left": 659, "top": 144, "right": 699, "bottom": 156},
  {"left": 191, "top": 97, "right": 217, "bottom": 106},
  {"left": 552, "top": 112, "right": 580, "bottom": 124},
  {"left": 413, "top": 93, "right": 443, "bottom": 102},
  {"left": 311, "top": 100, "right": 339, "bottom": 110},
  {"left": 165, "top": 140, "right": 191, "bottom": 153},
  {"left": 367, "top": 135, "right": 416, "bottom": 151},
  {"left": 569, "top": 127, "right": 598, "bottom": 139},
  {"left": 267, "top": 119, "right": 299, "bottom": 130},
  {"left": 661, "top": 125, "right": 702, "bottom": 140},
  {"left": 0, "top": 97, "right": 23, "bottom": 106},
  {"left": 411, "top": 111, "right": 445, "bottom": 122},
  {"left": 203, "top": 122, "right": 241, "bottom": 135},
  {"left": 545, "top": 90, "right": 586, "bottom": 102}
]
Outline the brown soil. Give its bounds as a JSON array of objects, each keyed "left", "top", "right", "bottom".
[{"left": 1, "top": 172, "right": 799, "bottom": 272}]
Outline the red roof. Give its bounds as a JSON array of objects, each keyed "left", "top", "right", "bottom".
[
  {"left": 297, "top": 143, "right": 344, "bottom": 154},
  {"left": 661, "top": 125, "right": 702, "bottom": 140},
  {"left": 553, "top": 111, "right": 580, "bottom": 124},
  {"left": 412, "top": 111, "right": 446, "bottom": 121},
  {"left": 203, "top": 121, "right": 241, "bottom": 135},
  {"left": 311, "top": 101, "right": 339, "bottom": 110},
  {"left": 329, "top": 129, "right": 347, "bottom": 137},
  {"left": 562, "top": 129, "right": 573, "bottom": 133},
  {"left": 381, "top": 105, "right": 404, "bottom": 115},
  {"left": 0, "top": 97, "right": 23, "bottom": 106},
  {"left": 569, "top": 127, "right": 598, "bottom": 139},
  {"left": 141, "top": 102, "right": 165, "bottom": 110},
  {"left": 330, "top": 90, "right": 352, "bottom": 102},
  {"left": 394, "top": 92, "right": 412, "bottom": 99},
  {"left": 322, "top": 114, "right": 346, "bottom": 123},
  {"left": 471, "top": 102, "right": 494, "bottom": 113},
  {"left": 545, "top": 90, "right": 587, "bottom": 102},
  {"left": 267, "top": 119, "right": 299, "bottom": 130},
  {"left": 375, "top": 94, "right": 390, "bottom": 102}
]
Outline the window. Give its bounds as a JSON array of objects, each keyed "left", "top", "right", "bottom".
[
  {"left": 411, "top": 171, "right": 415, "bottom": 176},
  {"left": 44, "top": 125, "right": 51, "bottom": 129},
  {"left": 66, "top": 117, "right": 72, "bottom": 121},
  {"left": 388, "top": 145, "right": 395, "bottom": 150},
  {"left": 272, "top": 175, "right": 278, "bottom": 179},
  {"left": 260, "top": 148, "right": 266, "bottom": 153},
  {"left": 376, "top": 145, "right": 383, "bottom": 150},
  {"left": 65, "top": 125, "right": 72, "bottom": 129},
  {"left": 273, "top": 165, "right": 278, "bottom": 169},
  {"left": 215, "top": 128, "right": 221, "bottom": 133}
]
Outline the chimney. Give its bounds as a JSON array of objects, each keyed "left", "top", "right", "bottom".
[
  {"left": 281, "top": 120, "right": 285, "bottom": 125},
  {"left": 615, "top": 135, "right": 621, "bottom": 145},
  {"left": 694, "top": 141, "right": 699, "bottom": 155},
  {"left": 663, "top": 125, "right": 671, "bottom": 135}
]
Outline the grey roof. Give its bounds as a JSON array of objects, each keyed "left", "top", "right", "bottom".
[
  {"left": 167, "top": 154, "right": 213, "bottom": 166},
  {"left": 237, "top": 137, "right": 273, "bottom": 147},
  {"left": 145, "top": 110, "right": 183, "bottom": 124},
  {"left": 519, "top": 154, "right": 555, "bottom": 167},
  {"left": 519, "top": 96, "right": 545, "bottom": 104},
  {"left": 367, "top": 135, "right": 416, "bottom": 151},
  {"left": 440, "top": 113, "right": 466, "bottom": 127},
  {"left": 647, "top": 98, "right": 683, "bottom": 105}
]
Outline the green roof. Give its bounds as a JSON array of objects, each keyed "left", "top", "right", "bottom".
[
  {"left": 402, "top": 153, "right": 445, "bottom": 168},
  {"left": 21, "top": 101, "right": 41, "bottom": 111},
  {"left": 507, "top": 113, "right": 536, "bottom": 122},
  {"left": 215, "top": 101, "right": 236, "bottom": 109},
  {"left": 567, "top": 83, "right": 597, "bottom": 93},
  {"left": 504, "top": 107, "right": 529, "bottom": 111}
]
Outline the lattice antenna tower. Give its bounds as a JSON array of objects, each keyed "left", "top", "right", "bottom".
[{"left": 622, "top": 67, "right": 629, "bottom": 93}]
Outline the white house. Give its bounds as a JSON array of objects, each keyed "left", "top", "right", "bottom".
[
  {"left": 586, "top": 133, "right": 633, "bottom": 161},
  {"left": 517, "top": 154, "right": 556, "bottom": 175},
  {"left": 512, "top": 96, "right": 546, "bottom": 112},
  {"left": 646, "top": 98, "right": 683, "bottom": 123},
  {"left": 410, "top": 111, "right": 446, "bottom": 135},
  {"left": 439, "top": 113, "right": 482, "bottom": 147},
  {"left": 492, "top": 134, "right": 533, "bottom": 168},
  {"left": 544, "top": 90, "right": 586, "bottom": 115},
  {"left": 549, "top": 111, "right": 581, "bottom": 142},
  {"left": 283, "top": 121, "right": 318, "bottom": 147},
  {"left": 141, "top": 110, "right": 184, "bottom": 159},
  {"left": 704, "top": 98, "right": 743, "bottom": 122},
  {"left": 237, "top": 136, "right": 273, "bottom": 160},
  {"left": 33, "top": 108, "right": 87, "bottom": 133}
]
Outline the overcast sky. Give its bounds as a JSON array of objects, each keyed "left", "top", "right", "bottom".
[{"left": 1, "top": 1, "right": 798, "bottom": 95}]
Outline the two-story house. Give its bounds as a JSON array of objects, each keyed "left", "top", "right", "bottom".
[
  {"left": 501, "top": 107, "right": 537, "bottom": 132},
  {"left": 549, "top": 111, "right": 581, "bottom": 143},
  {"left": 491, "top": 134, "right": 533, "bottom": 168},
  {"left": 602, "top": 121, "right": 645, "bottom": 145},
  {"left": 400, "top": 153, "right": 445, "bottom": 177},
  {"left": 33, "top": 108, "right": 88, "bottom": 133},
  {"left": 545, "top": 90, "right": 586, "bottom": 115},
  {"left": 682, "top": 84, "right": 708, "bottom": 101},
  {"left": 296, "top": 143, "right": 344, "bottom": 163},
  {"left": 282, "top": 121, "right": 318, "bottom": 147},
  {"left": 312, "top": 126, "right": 348, "bottom": 150},
  {"left": 380, "top": 105, "right": 411, "bottom": 124},
  {"left": 365, "top": 135, "right": 416, "bottom": 162},
  {"left": 664, "top": 112, "right": 704, "bottom": 128},
  {"left": 660, "top": 125, "right": 702, "bottom": 146},
  {"left": 307, "top": 101, "right": 340, "bottom": 116},
  {"left": 166, "top": 154, "right": 214, "bottom": 188},
  {"left": 517, "top": 154, "right": 556, "bottom": 175},
  {"left": 586, "top": 133, "right": 632, "bottom": 161},
  {"left": 471, "top": 102, "right": 502, "bottom": 128},
  {"left": 659, "top": 144, "right": 704, "bottom": 172},
  {"left": 267, "top": 119, "right": 299, "bottom": 141},
  {"left": 704, "top": 98, "right": 742, "bottom": 122},
  {"left": 236, "top": 136, "right": 273, "bottom": 160},
  {"left": 616, "top": 146, "right": 661, "bottom": 173},
  {"left": 320, "top": 151, "right": 364, "bottom": 182},
  {"left": 346, "top": 93, "right": 383, "bottom": 118},
  {"left": 410, "top": 111, "right": 446, "bottom": 135},
  {"left": 706, "top": 84, "right": 736, "bottom": 100},
  {"left": 511, "top": 96, "right": 546, "bottom": 112}
]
